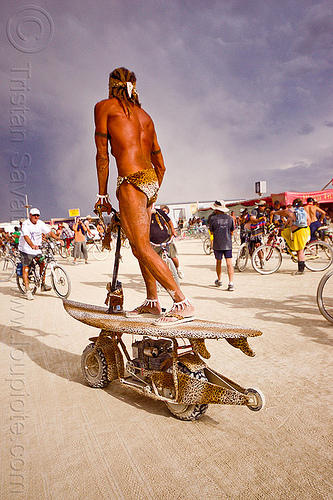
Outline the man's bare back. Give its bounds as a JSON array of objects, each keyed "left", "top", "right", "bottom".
[
  {"left": 304, "top": 202, "right": 325, "bottom": 224},
  {"left": 93, "top": 67, "right": 195, "bottom": 326}
]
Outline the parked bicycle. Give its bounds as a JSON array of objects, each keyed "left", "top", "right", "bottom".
[
  {"left": 252, "top": 228, "right": 333, "bottom": 275},
  {"left": 16, "top": 241, "right": 71, "bottom": 298},
  {"left": 235, "top": 231, "right": 259, "bottom": 272},
  {"left": 317, "top": 269, "right": 333, "bottom": 323}
]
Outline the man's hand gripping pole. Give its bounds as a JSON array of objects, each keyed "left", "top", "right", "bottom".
[{"left": 94, "top": 204, "right": 124, "bottom": 313}]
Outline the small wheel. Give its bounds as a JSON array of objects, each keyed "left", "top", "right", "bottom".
[
  {"left": 245, "top": 388, "right": 265, "bottom": 411},
  {"left": 236, "top": 243, "right": 249, "bottom": 272},
  {"left": 0, "top": 257, "right": 15, "bottom": 282},
  {"left": 203, "top": 236, "right": 213, "bottom": 255},
  {"left": 164, "top": 363, "right": 209, "bottom": 421},
  {"left": 305, "top": 241, "right": 333, "bottom": 271},
  {"left": 51, "top": 265, "right": 71, "bottom": 298},
  {"left": 16, "top": 269, "right": 38, "bottom": 295},
  {"left": 81, "top": 343, "right": 109, "bottom": 388},
  {"left": 92, "top": 242, "right": 111, "bottom": 260},
  {"left": 252, "top": 245, "right": 282, "bottom": 274},
  {"left": 317, "top": 269, "right": 333, "bottom": 323}
]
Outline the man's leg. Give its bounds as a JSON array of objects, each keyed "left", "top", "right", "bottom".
[
  {"left": 118, "top": 182, "right": 194, "bottom": 318},
  {"left": 215, "top": 259, "right": 222, "bottom": 286},
  {"left": 226, "top": 257, "right": 234, "bottom": 290}
]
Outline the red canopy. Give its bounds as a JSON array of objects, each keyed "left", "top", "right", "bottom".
[{"left": 271, "top": 190, "right": 333, "bottom": 206}]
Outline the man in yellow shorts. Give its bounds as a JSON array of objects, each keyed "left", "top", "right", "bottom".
[{"left": 272, "top": 198, "right": 310, "bottom": 274}]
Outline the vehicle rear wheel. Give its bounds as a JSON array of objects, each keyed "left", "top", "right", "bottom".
[
  {"left": 236, "top": 243, "right": 249, "bottom": 272},
  {"left": 305, "top": 241, "right": 333, "bottom": 271},
  {"left": 0, "top": 257, "right": 15, "bottom": 282},
  {"left": 81, "top": 343, "right": 109, "bottom": 388},
  {"left": 245, "top": 388, "right": 265, "bottom": 411},
  {"left": 163, "top": 363, "right": 208, "bottom": 421},
  {"left": 252, "top": 245, "right": 282, "bottom": 274},
  {"left": 16, "top": 269, "right": 38, "bottom": 295}
]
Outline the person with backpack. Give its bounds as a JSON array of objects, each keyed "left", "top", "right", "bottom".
[{"left": 274, "top": 198, "right": 310, "bottom": 275}]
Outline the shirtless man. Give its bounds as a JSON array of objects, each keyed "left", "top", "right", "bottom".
[
  {"left": 304, "top": 197, "right": 326, "bottom": 241},
  {"left": 93, "top": 67, "right": 194, "bottom": 325}
]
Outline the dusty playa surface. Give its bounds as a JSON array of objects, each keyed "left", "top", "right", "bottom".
[{"left": 1, "top": 238, "right": 332, "bottom": 499}]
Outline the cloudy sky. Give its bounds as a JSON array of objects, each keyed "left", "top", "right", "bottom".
[{"left": 1, "top": 0, "right": 333, "bottom": 222}]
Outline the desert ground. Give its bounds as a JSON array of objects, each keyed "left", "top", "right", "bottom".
[{"left": 1, "top": 238, "right": 332, "bottom": 499}]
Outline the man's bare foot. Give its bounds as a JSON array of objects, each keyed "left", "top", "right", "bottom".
[
  {"left": 126, "top": 298, "right": 162, "bottom": 317},
  {"left": 153, "top": 298, "right": 195, "bottom": 327}
]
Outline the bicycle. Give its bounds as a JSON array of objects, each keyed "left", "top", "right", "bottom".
[
  {"left": 252, "top": 229, "right": 333, "bottom": 275},
  {"left": 16, "top": 241, "right": 71, "bottom": 298},
  {"left": 235, "top": 230, "right": 258, "bottom": 272},
  {"left": 151, "top": 236, "right": 180, "bottom": 289},
  {"left": 316, "top": 269, "right": 333, "bottom": 323},
  {"left": 203, "top": 235, "right": 213, "bottom": 255},
  {"left": 0, "top": 243, "right": 20, "bottom": 282}
]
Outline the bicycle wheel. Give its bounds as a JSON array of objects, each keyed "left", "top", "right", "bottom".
[
  {"left": 203, "top": 237, "right": 212, "bottom": 255},
  {"left": 51, "top": 265, "right": 71, "bottom": 298},
  {"left": 92, "top": 242, "right": 111, "bottom": 260},
  {"left": 317, "top": 269, "right": 333, "bottom": 323},
  {"left": 0, "top": 257, "right": 15, "bottom": 282},
  {"left": 304, "top": 241, "right": 333, "bottom": 272},
  {"left": 59, "top": 244, "right": 69, "bottom": 259},
  {"left": 166, "top": 257, "right": 180, "bottom": 288},
  {"left": 16, "top": 269, "right": 38, "bottom": 295},
  {"left": 233, "top": 228, "right": 241, "bottom": 246},
  {"left": 252, "top": 245, "right": 282, "bottom": 275},
  {"left": 236, "top": 243, "right": 249, "bottom": 272}
]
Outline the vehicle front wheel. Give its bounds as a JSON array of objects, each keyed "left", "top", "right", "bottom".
[{"left": 51, "top": 265, "right": 71, "bottom": 298}]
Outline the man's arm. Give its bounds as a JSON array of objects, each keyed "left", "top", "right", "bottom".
[
  {"left": 23, "top": 235, "right": 39, "bottom": 250},
  {"left": 94, "top": 102, "right": 112, "bottom": 214},
  {"left": 150, "top": 130, "right": 166, "bottom": 186}
]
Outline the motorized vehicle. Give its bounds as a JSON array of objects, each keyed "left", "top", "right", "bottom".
[{"left": 63, "top": 299, "right": 265, "bottom": 421}]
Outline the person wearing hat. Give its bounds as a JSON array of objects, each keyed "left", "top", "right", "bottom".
[
  {"left": 18, "top": 208, "right": 60, "bottom": 300},
  {"left": 208, "top": 200, "right": 235, "bottom": 290}
]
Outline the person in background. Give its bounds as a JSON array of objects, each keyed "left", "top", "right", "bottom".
[
  {"left": 160, "top": 205, "right": 185, "bottom": 279},
  {"left": 73, "top": 217, "right": 92, "bottom": 265},
  {"left": 209, "top": 200, "right": 235, "bottom": 291},
  {"left": 18, "top": 208, "right": 59, "bottom": 300}
]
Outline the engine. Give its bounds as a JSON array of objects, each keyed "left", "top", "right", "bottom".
[{"left": 131, "top": 337, "right": 172, "bottom": 371}]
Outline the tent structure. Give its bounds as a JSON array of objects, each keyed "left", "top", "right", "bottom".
[{"left": 271, "top": 189, "right": 333, "bottom": 207}]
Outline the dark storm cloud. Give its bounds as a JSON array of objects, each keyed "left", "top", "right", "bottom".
[{"left": 1, "top": 0, "right": 333, "bottom": 221}]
